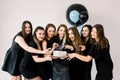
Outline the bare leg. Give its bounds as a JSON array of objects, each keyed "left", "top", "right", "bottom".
[
  {"left": 11, "top": 76, "right": 17, "bottom": 80},
  {"left": 17, "top": 75, "right": 22, "bottom": 80},
  {"left": 11, "top": 75, "right": 22, "bottom": 80},
  {"left": 27, "top": 76, "right": 42, "bottom": 80}
]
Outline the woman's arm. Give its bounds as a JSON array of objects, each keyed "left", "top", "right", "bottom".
[
  {"left": 68, "top": 53, "right": 92, "bottom": 62},
  {"left": 42, "top": 40, "right": 54, "bottom": 55},
  {"left": 32, "top": 55, "right": 52, "bottom": 62},
  {"left": 79, "top": 45, "right": 86, "bottom": 51},
  {"left": 15, "top": 36, "right": 48, "bottom": 54},
  {"left": 65, "top": 45, "right": 74, "bottom": 51}
]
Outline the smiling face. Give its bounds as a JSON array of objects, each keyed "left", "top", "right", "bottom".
[
  {"left": 58, "top": 26, "right": 66, "bottom": 38},
  {"left": 68, "top": 29, "right": 75, "bottom": 41},
  {"left": 91, "top": 27, "right": 98, "bottom": 40},
  {"left": 47, "top": 26, "right": 56, "bottom": 39},
  {"left": 36, "top": 29, "right": 45, "bottom": 41},
  {"left": 82, "top": 26, "right": 90, "bottom": 38},
  {"left": 24, "top": 23, "right": 31, "bottom": 35}
]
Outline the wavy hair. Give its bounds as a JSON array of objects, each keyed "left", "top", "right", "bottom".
[{"left": 92, "top": 24, "right": 109, "bottom": 49}]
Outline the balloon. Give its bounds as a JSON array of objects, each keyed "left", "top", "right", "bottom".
[
  {"left": 66, "top": 4, "right": 89, "bottom": 27},
  {"left": 69, "top": 10, "right": 80, "bottom": 24},
  {"left": 79, "top": 11, "right": 89, "bottom": 24}
]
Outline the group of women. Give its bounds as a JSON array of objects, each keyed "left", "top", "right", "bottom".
[{"left": 2, "top": 20, "right": 113, "bottom": 80}]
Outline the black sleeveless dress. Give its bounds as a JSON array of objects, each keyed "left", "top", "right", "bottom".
[
  {"left": 20, "top": 40, "right": 49, "bottom": 80},
  {"left": 2, "top": 33, "right": 25, "bottom": 76}
]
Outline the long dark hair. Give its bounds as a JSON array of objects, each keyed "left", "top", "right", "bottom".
[
  {"left": 33, "top": 26, "right": 45, "bottom": 50},
  {"left": 92, "top": 24, "right": 109, "bottom": 49},
  {"left": 81, "top": 24, "right": 92, "bottom": 44},
  {"left": 22, "top": 20, "right": 33, "bottom": 39},
  {"left": 13, "top": 20, "right": 33, "bottom": 43}
]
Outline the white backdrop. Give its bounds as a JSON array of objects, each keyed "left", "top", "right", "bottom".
[{"left": 0, "top": 0, "right": 120, "bottom": 80}]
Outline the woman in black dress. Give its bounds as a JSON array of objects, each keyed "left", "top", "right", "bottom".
[
  {"left": 44, "top": 23, "right": 56, "bottom": 80},
  {"left": 2, "top": 21, "right": 47, "bottom": 80},
  {"left": 45, "top": 23, "right": 56, "bottom": 48},
  {"left": 20, "top": 26, "right": 52, "bottom": 80},
  {"left": 68, "top": 24, "right": 113, "bottom": 80},
  {"left": 52, "top": 24, "right": 69, "bottom": 80},
  {"left": 81, "top": 24, "right": 92, "bottom": 80},
  {"left": 66, "top": 27, "right": 85, "bottom": 80}
]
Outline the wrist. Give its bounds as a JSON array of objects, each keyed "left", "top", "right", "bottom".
[
  {"left": 71, "top": 47, "right": 74, "bottom": 51},
  {"left": 39, "top": 51, "right": 43, "bottom": 54},
  {"left": 74, "top": 53, "right": 77, "bottom": 58}
]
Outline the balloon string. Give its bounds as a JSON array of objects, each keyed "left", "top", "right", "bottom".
[{"left": 76, "top": 24, "right": 77, "bottom": 27}]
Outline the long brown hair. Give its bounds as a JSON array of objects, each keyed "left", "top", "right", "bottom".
[
  {"left": 22, "top": 20, "right": 33, "bottom": 39},
  {"left": 68, "top": 27, "right": 84, "bottom": 53},
  {"left": 81, "top": 24, "right": 92, "bottom": 44},
  {"left": 45, "top": 23, "right": 56, "bottom": 40},
  {"left": 92, "top": 24, "right": 109, "bottom": 49},
  {"left": 13, "top": 20, "right": 33, "bottom": 42}
]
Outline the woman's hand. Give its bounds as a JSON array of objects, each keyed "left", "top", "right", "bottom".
[
  {"left": 65, "top": 45, "right": 74, "bottom": 51},
  {"left": 51, "top": 56, "right": 59, "bottom": 59},
  {"left": 44, "top": 55, "right": 52, "bottom": 61},
  {"left": 41, "top": 48, "right": 51, "bottom": 54},
  {"left": 52, "top": 43, "right": 59, "bottom": 49},
  {"left": 67, "top": 53, "right": 77, "bottom": 60},
  {"left": 79, "top": 45, "right": 86, "bottom": 51}
]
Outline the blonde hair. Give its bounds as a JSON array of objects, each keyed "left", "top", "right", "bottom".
[{"left": 56, "top": 24, "right": 68, "bottom": 49}]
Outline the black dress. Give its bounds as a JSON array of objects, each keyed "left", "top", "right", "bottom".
[
  {"left": 68, "top": 48, "right": 85, "bottom": 80},
  {"left": 88, "top": 43, "right": 113, "bottom": 80},
  {"left": 83, "top": 39, "right": 92, "bottom": 80},
  {"left": 20, "top": 40, "right": 49, "bottom": 80},
  {"left": 52, "top": 36, "right": 69, "bottom": 80},
  {"left": 43, "top": 38, "right": 55, "bottom": 80},
  {"left": 2, "top": 32, "right": 28, "bottom": 76}
]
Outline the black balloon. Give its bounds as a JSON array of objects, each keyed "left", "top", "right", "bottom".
[{"left": 66, "top": 4, "right": 89, "bottom": 27}]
